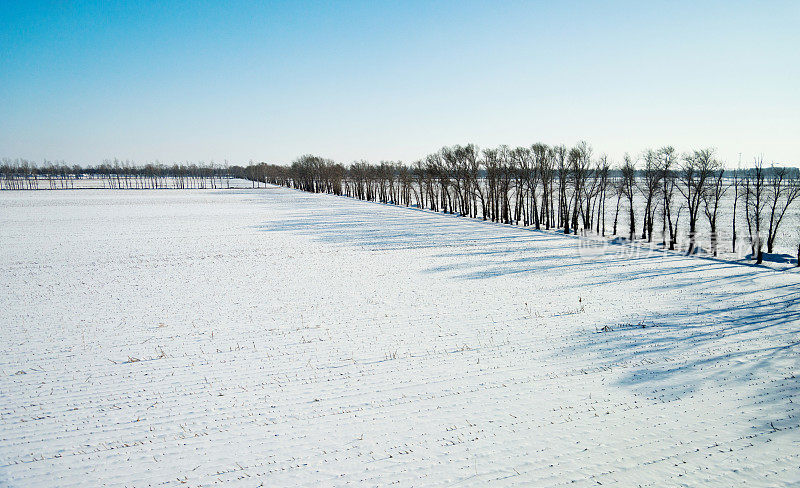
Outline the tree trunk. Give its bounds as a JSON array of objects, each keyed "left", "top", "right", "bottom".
[
  {"left": 710, "top": 222, "right": 717, "bottom": 256},
  {"left": 628, "top": 204, "right": 635, "bottom": 241}
]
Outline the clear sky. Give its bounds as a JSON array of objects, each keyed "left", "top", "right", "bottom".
[{"left": 1, "top": 0, "right": 798, "bottom": 167}]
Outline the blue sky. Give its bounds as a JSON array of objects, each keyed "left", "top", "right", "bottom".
[{"left": 1, "top": 1, "right": 798, "bottom": 166}]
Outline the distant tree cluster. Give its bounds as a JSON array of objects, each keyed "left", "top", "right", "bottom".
[
  {"left": 1, "top": 158, "right": 236, "bottom": 190},
  {"left": 251, "top": 145, "right": 800, "bottom": 266}
]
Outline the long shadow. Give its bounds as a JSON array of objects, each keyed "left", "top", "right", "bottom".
[
  {"left": 253, "top": 190, "right": 795, "bottom": 304},
  {"left": 255, "top": 188, "right": 800, "bottom": 427},
  {"left": 560, "top": 283, "right": 800, "bottom": 432},
  {"left": 254, "top": 187, "right": 796, "bottom": 294}
]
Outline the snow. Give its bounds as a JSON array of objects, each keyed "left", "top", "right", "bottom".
[{"left": 1, "top": 187, "right": 798, "bottom": 487}]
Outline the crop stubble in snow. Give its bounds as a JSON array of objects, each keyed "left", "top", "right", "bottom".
[{"left": 0, "top": 188, "right": 798, "bottom": 487}]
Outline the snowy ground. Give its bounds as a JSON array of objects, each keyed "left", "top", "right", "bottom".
[{"left": 1, "top": 187, "right": 798, "bottom": 487}]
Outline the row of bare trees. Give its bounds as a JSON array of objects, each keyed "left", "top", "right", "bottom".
[
  {"left": 1, "top": 158, "right": 237, "bottom": 190},
  {"left": 4, "top": 147, "right": 798, "bottom": 265},
  {"left": 255, "top": 145, "right": 800, "bottom": 266}
]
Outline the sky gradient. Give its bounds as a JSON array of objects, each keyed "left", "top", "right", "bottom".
[{"left": 1, "top": 0, "right": 798, "bottom": 167}]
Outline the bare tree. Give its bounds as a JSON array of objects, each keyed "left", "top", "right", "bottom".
[
  {"left": 611, "top": 175, "right": 623, "bottom": 236},
  {"left": 510, "top": 147, "right": 533, "bottom": 225},
  {"left": 702, "top": 167, "right": 727, "bottom": 256},
  {"left": 554, "top": 146, "right": 570, "bottom": 233},
  {"left": 620, "top": 154, "right": 637, "bottom": 241},
  {"left": 567, "top": 142, "right": 592, "bottom": 235},
  {"left": 765, "top": 166, "right": 800, "bottom": 254},
  {"left": 482, "top": 148, "right": 501, "bottom": 222},
  {"left": 659, "top": 147, "right": 681, "bottom": 250},
  {"left": 679, "top": 149, "right": 719, "bottom": 255},
  {"left": 595, "top": 155, "right": 610, "bottom": 236},
  {"left": 532, "top": 143, "right": 553, "bottom": 229},
  {"left": 743, "top": 159, "right": 767, "bottom": 264},
  {"left": 731, "top": 167, "right": 741, "bottom": 253},
  {"left": 639, "top": 149, "right": 662, "bottom": 242}
]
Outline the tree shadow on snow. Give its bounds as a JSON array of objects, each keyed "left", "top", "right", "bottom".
[
  {"left": 255, "top": 191, "right": 800, "bottom": 430},
  {"left": 558, "top": 282, "right": 800, "bottom": 432}
]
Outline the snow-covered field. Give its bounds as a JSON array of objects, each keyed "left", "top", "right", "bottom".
[{"left": 1, "top": 187, "right": 798, "bottom": 487}]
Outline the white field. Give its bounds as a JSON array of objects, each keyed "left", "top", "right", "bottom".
[{"left": 1, "top": 187, "right": 799, "bottom": 487}]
